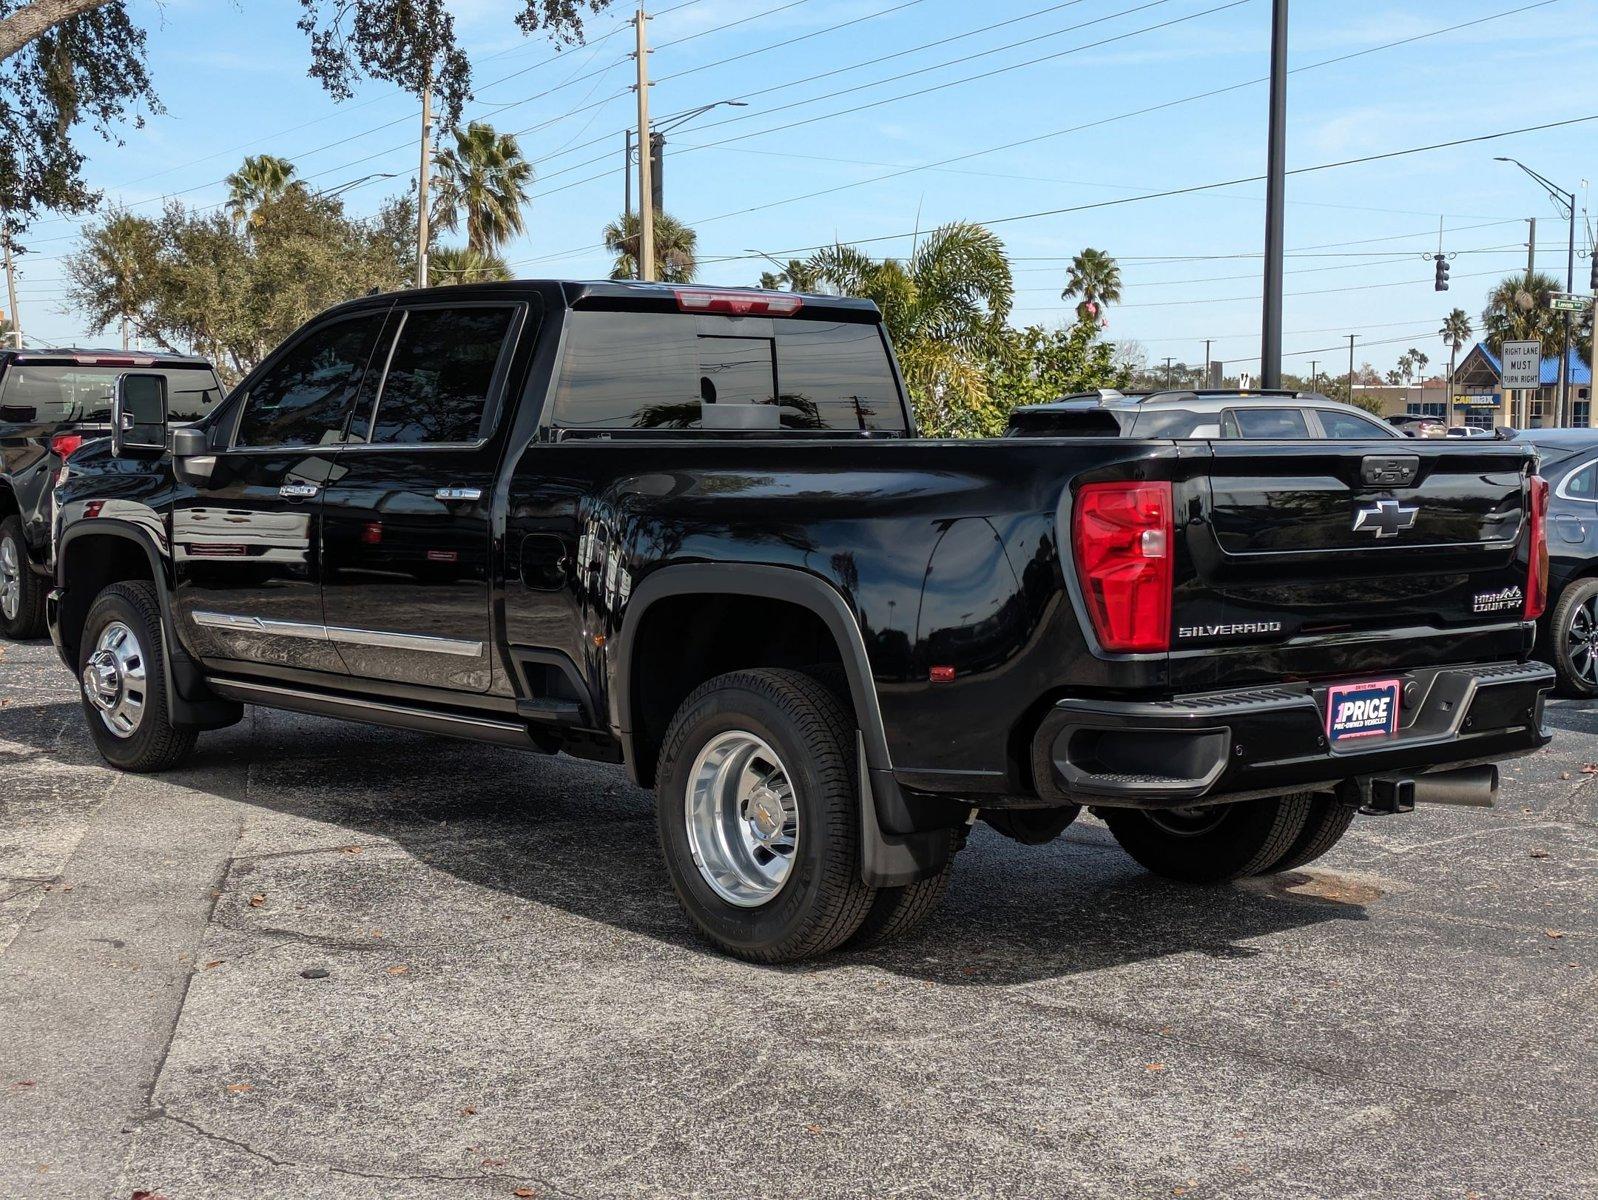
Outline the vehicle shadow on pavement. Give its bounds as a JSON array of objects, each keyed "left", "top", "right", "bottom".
[
  {"left": 0, "top": 701, "right": 1368, "bottom": 985},
  {"left": 1540, "top": 698, "right": 1597, "bottom": 737}
]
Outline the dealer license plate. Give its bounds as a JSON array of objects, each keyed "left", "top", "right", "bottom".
[{"left": 1325, "top": 678, "right": 1401, "bottom": 744}]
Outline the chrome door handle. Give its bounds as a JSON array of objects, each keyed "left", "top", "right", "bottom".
[
  {"left": 278, "top": 482, "right": 320, "bottom": 500},
  {"left": 435, "top": 487, "right": 482, "bottom": 502}
]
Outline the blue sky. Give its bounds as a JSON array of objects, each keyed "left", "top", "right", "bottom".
[{"left": 12, "top": 0, "right": 1598, "bottom": 377}]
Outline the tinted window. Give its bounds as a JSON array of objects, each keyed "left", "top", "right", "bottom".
[
  {"left": 1225, "top": 407, "right": 1309, "bottom": 439},
  {"left": 1563, "top": 461, "right": 1598, "bottom": 500},
  {"left": 1319, "top": 409, "right": 1389, "bottom": 439},
  {"left": 775, "top": 321, "right": 906, "bottom": 432},
  {"left": 368, "top": 306, "right": 516, "bottom": 445},
  {"left": 1131, "top": 408, "right": 1206, "bottom": 438},
  {"left": 553, "top": 311, "right": 906, "bottom": 433},
  {"left": 234, "top": 314, "right": 385, "bottom": 448},
  {"left": 0, "top": 365, "right": 221, "bottom": 427}
]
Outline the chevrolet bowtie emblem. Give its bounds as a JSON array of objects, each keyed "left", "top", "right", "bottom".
[{"left": 1352, "top": 499, "right": 1419, "bottom": 539}]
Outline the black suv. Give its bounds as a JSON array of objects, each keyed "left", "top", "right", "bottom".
[
  {"left": 47, "top": 282, "right": 1554, "bottom": 962},
  {"left": 0, "top": 348, "right": 222, "bottom": 638}
]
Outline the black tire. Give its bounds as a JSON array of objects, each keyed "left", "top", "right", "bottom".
[
  {"left": 843, "top": 839, "right": 957, "bottom": 951},
  {"left": 655, "top": 668, "right": 877, "bottom": 963},
  {"left": 982, "top": 805, "right": 1081, "bottom": 845},
  {"left": 1257, "top": 793, "right": 1356, "bottom": 874},
  {"left": 0, "top": 514, "right": 47, "bottom": 640},
  {"left": 78, "top": 581, "right": 197, "bottom": 773},
  {"left": 1549, "top": 577, "right": 1598, "bottom": 698},
  {"left": 1102, "top": 794, "right": 1313, "bottom": 884}
]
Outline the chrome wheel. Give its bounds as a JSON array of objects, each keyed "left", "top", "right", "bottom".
[
  {"left": 81, "top": 620, "right": 147, "bottom": 738},
  {"left": 1565, "top": 595, "right": 1598, "bottom": 687},
  {"left": 1144, "top": 805, "right": 1230, "bottom": 837},
  {"left": 684, "top": 730, "right": 799, "bottom": 908},
  {"left": 0, "top": 534, "right": 19, "bottom": 621}
]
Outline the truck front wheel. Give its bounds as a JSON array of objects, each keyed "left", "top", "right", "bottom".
[
  {"left": 1102, "top": 794, "right": 1313, "bottom": 883},
  {"left": 655, "top": 668, "right": 877, "bottom": 963},
  {"left": 77, "top": 581, "right": 197, "bottom": 773}
]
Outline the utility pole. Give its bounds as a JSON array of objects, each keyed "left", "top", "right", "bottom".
[
  {"left": 1527, "top": 217, "right": 1536, "bottom": 276},
  {"left": 416, "top": 77, "right": 433, "bottom": 289},
  {"left": 1203, "top": 339, "right": 1213, "bottom": 387},
  {"left": 2, "top": 229, "right": 19, "bottom": 349},
  {"left": 1260, "top": 0, "right": 1289, "bottom": 388},
  {"left": 1164, "top": 357, "right": 1175, "bottom": 388},
  {"left": 1497, "top": 158, "right": 1576, "bottom": 427},
  {"left": 1309, "top": 359, "right": 1318, "bottom": 392},
  {"left": 1346, "top": 334, "right": 1355, "bottom": 403},
  {"left": 633, "top": 6, "right": 655, "bottom": 283}
]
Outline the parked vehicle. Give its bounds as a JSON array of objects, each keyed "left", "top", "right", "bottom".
[
  {"left": 1512, "top": 429, "right": 1598, "bottom": 696},
  {"left": 1006, "top": 388, "right": 1403, "bottom": 439},
  {"left": 1445, "top": 425, "right": 1494, "bottom": 439},
  {"left": 0, "top": 348, "right": 222, "bottom": 639},
  {"left": 1388, "top": 414, "right": 1447, "bottom": 438},
  {"left": 48, "top": 282, "right": 1554, "bottom": 962}
]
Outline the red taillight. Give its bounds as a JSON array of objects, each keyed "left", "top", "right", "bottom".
[
  {"left": 1072, "top": 480, "right": 1173, "bottom": 653},
  {"left": 1525, "top": 475, "right": 1549, "bottom": 620},
  {"left": 50, "top": 433, "right": 84, "bottom": 459},
  {"left": 673, "top": 288, "right": 803, "bottom": 316}
]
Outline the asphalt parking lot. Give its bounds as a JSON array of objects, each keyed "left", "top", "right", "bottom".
[{"left": 1, "top": 636, "right": 1594, "bottom": 1200}]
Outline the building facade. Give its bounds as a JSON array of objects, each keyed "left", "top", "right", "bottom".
[{"left": 1446, "top": 343, "right": 1594, "bottom": 430}]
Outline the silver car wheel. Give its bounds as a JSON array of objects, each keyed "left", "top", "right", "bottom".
[
  {"left": 81, "top": 620, "right": 147, "bottom": 738},
  {"left": 1567, "top": 595, "right": 1598, "bottom": 686},
  {"left": 0, "top": 534, "right": 19, "bottom": 621},
  {"left": 684, "top": 730, "right": 799, "bottom": 908}
]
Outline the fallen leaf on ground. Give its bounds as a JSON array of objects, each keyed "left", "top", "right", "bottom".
[
  {"left": 1582, "top": 764, "right": 1598, "bottom": 774},
  {"left": 1561, "top": 772, "right": 1572, "bottom": 780},
  {"left": 461, "top": 1106, "right": 477, "bottom": 1116},
  {"left": 513, "top": 1190, "right": 537, "bottom": 1198},
  {"left": 131, "top": 1191, "right": 169, "bottom": 1200},
  {"left": 204, "top": 961, "right": 223, "bottom": 970},
  {"left": 1144, "top": 1063, "right": 1166, "bottom": 1072},
  {"left": 386, "top": 964, "right": 409, "bottom": 976},
  {"left": 1545, "top": 929, "right": 1565, "bottom": 939},
  {"left": 805, "top": 1123, "right": 823, "bottom": 1135},
  {"left": 482, "top": 1157, "right": 508, "bottom": 1167},
  {"left": 339, "top": 845, "right": 362, "bottom": 854},
  {"left": 1529, "top": 849, "right": 1550, "bottom": 859},
  {"left": 248, "top": 894, "right": 265, "bottom": 908},
  {"left": 225, "top": 1083, "right": 253, "bottom": 1094},
  {"left": 13, "top": 1080, "right": 36, "bottom": 1088}
]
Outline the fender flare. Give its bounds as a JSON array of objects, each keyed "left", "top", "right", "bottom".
[
  {"left": 613, "top": 562, "right": 893, "bottom": 772},
  {"left": 614, "top": 563, "right": 956, "bottom": 887},
  {"left": 55, "top": 520, "right": 240, "bottom": 730}
]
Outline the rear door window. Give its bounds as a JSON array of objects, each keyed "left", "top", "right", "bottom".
[
  {"left": 1317, "top": 409, "right": 1391, "bottom": 439},
  {"left": 0, "top": 364, "right": 221, "bottom": 427},
  {"left": 775, "top": 321, "right": 906, "bottom": 432},
  {"left": 1223, "top": 407, "right": 1310, "bottom": 439},
  {"left": 1562, "top": 460, "right": 1598, "bottom": 500},
  {"left": 234, "top": 313, "right": 387, "bottom": 448},
  {"left": 365, "top": 306, "right": 518, "bottom": 445}
]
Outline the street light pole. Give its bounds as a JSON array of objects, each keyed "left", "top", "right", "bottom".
[
  {"left": 1497, "top": 157, "right": 1576, "bottom": 426},
  {"left": 633, "top": 6, "right": 654, "bottom": 282},
  {"left": 1260, "top": 0, "right": 1289, "bottom": 389},
  {"left": 1347, "top": 334, "right": 1355, "bottom": 403}
]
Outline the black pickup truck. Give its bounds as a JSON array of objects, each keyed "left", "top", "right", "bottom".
[{"left": 47, "top": 281, "right": 1554, "bottom": 962}]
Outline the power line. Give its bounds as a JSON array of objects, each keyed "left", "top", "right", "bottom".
[
  {"left": 654, "top": 0, "right": 928, "bottom": 84},
  {"left": 674, "top": 0, "right": 1561, "bottom": 229}
]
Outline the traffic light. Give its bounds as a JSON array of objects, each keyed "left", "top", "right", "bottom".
[{"left": 1433, "top": 253, "right": 1449, "bottom": 292}]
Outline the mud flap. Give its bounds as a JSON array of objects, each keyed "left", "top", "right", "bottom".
[{"left": 857, "top": 732, "right": 964, "bottom": 888}]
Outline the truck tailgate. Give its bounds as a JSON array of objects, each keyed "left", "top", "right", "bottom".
[{"left": 1169, "top": 440, "right": 1537, "bottom": 690}]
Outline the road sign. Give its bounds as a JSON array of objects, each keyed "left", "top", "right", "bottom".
[
  {"left": 1550, "top": 294, "right": 1593, "bottom": 313},
  {"left": 1501, "top": 341, "right": 1542, "bottom": 389}
]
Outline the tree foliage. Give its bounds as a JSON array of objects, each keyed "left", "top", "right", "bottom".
[
  {"left": 431, "top": 245, "right": 510, "bottom": 285},
  {"left": 433, "top": 121, "right": 532, "bottom": 255},
  {"left": 1060, "top": 247, "right": 1122, "bottom": 326},
  {"left": 1481, "top": 271, "right": 1565, "bottom": 354},
  {"left": 225, "top": 154, "right": 302, "bottom": 228},
  {"left": 0, "top": 1, "right": 157, "bottom": 240},
  {"left": 0, "top": 0, "right": 612, "bottom": 238},
  {"left": 66, "top": 183, "right": 409, "bottom": 382},
  {"left": 603, "top": 211, "right": 698, "bottom": 283},
  {"left": 981, "top": 321, "right": 1129, "bottom": 436}
]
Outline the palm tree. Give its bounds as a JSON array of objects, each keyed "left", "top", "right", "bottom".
[
  {"left": 432, "top": 122, "right": 533, "bottom": 255},
  {"left": 1482, "top": 271, "right": 1564, "bottom": 353},
  {"left": 804, "top": 222, "right": 1013, "bottom": 436},
  {"left": 225, "top": 155, "right": 300, "bottom": 228},
  {"left": 430, "top": 246, "right": 511, "bottom": 285},
  {"left": 758, "top": 259, "right": 820, "bottom": 292},
  {"left": 1439, "top": 307, "right": 1472, "bottom": 425},
  {"left": 1060, "top": 247, "right": 1122, "bottom": 326},
  {"left": 602, "top": 211, "right": 698, "bottom": 283}
]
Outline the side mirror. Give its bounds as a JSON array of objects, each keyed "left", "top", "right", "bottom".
[
  {"left": 111, "top": 373, "right": 168, "bottom": 457},
  {"left": 169, "top": 424, "right": 216, "bottom": 485}
]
